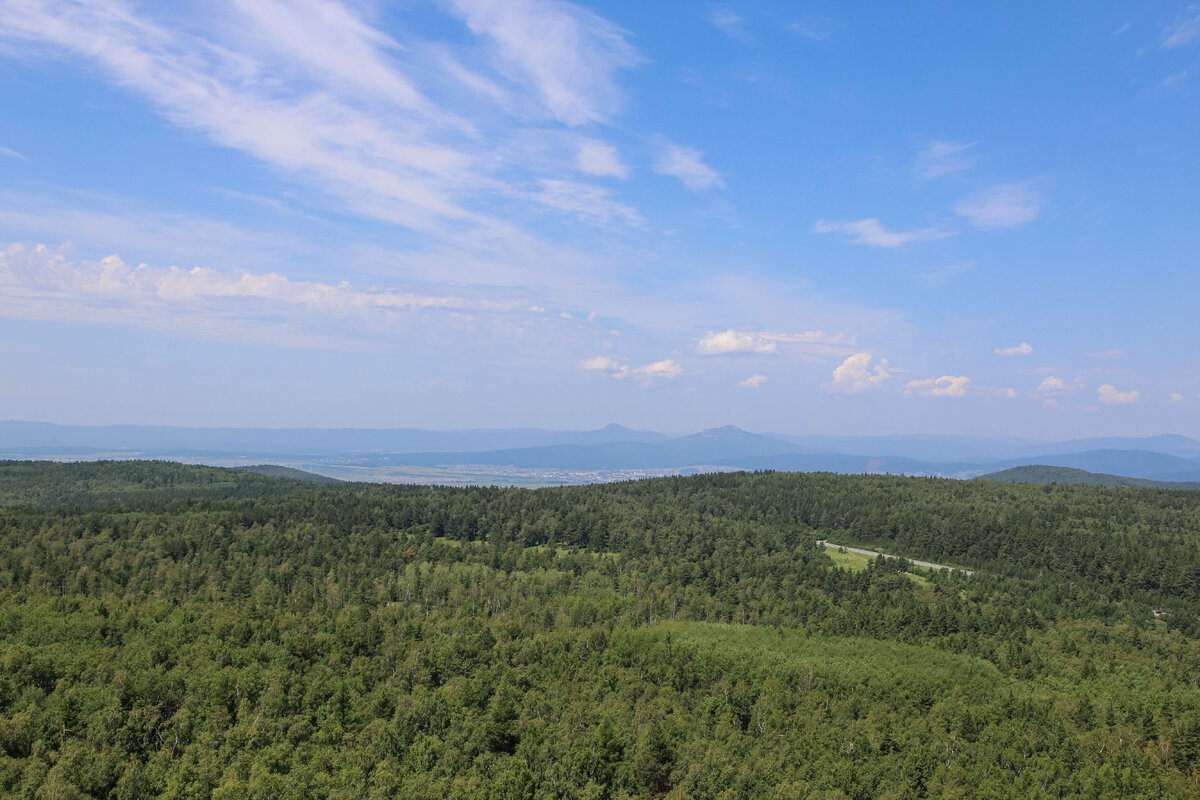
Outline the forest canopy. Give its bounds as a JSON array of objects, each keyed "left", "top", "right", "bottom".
[{"left": 1, "top": 460, "right": 1198, "bottom": 799}]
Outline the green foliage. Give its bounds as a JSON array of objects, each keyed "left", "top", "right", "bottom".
[
  {"left": 977, "top": 465, "right": 1200, "bottom": 490},
  {"left": 0, "top": 461, "right": 1198, "bottom": 798}
]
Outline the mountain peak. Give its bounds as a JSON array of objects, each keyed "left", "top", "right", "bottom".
[{"left": 699, "top": 425, "right": 750, "bottom": 438}]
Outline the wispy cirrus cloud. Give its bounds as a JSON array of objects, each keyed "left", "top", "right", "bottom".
[
  {"left": 913, "top": 140, "right": 975, "bottom": 180},
  {"left": 446, "top": 0, "right": 642, "bottom": 126},
  {"left": 1163, "top": 7, "right": 1200, "bottom": 48},
  {"left": 653, "top": 142, "right": 724, "bottom": 191},
  {"left": 708, "top": 9, "right": 750, "bottom": 42},
  {"left": 575, "top": 139, "right": 629, "bottom": 178},
  {"left": 532, "top": 179, "right": 643, "bottom": 227},
  {"left": 0, "top": 0, "right": 644, "bottom": 257},
  {"left": 788, "top": 16, "right": 836, "bottom": 41},
  {"left": 955, "top": 183, "right": 1042, "bottom": 229},
  {"left": 814, "top": 218, "right": 950, "bottom": 248}
]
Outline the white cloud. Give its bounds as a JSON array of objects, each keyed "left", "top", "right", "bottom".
[
  {"left": 614, "top": 358, "right": 682, "bottom": 383},
  {"left": 0, "top": 241, "right": 536, "bottom": 350},
  {"left": 1169, "top": 392, "right": 1185, "bottom": 403},
  {"left": 1033, "top": 375, "right": 1085, "bottom": 406},
  {"left": 0, "top": 0, "right": 648, "bottom": 259},
  {"left": 1164, "top": 9, "right": 1200, "bottom": 48},
  {"left": 696, "top": 329, "right": 777, "bottom": 355},
  {"left": 919, "top": 263, "right": 973, "bottom": 287},
  {"left": 788, "top": 17, "right": 835, "bottom": 40},
  {"left": 739, "top": 374, "right": 768, "bottom": 388},
  {"left": 955, "top": 183, "right": 1041, "bottom": 229},
  {"left": 1097, "top": 384, "right": 1140, "bottom": 405},
  {"left": 576, "top": 139, "right": 629, "bottom": 178},
  {"left": 0, "top": 144, "right": 24, "bottom": 160},
  {"left": 532, "top": 179, "right": 643, "bottom": 227},
  {"left": 696, "top": 328, "right": 852, "bottom": 356},
  {"left": 825, "top": 352, "right": 891, "bottom": 393},
  {"left": 1035, "top": 376, "right": 1069, "bottom": 396},
  {"left": 579, "top": 355, "right": 618, "bottom": 371},
  {"left": 997, "top": 387, "right": 1018, "bottom": 398},
  {"left": 653, "top": 142, "right": 724, "bottom": 191},
  {"left": 814, "top": 218, "right": 949, "bottom": 248},
  {"left": 708, "top": 9, "right": 749, "bottom": 41},
  {"left": 913, "top": 140, "right": 975, "bottom": 180},
  {"left": 446, "top": 0, "right": 641, "bottom": 126},
  {"left": 1162, "top": 69, "right": 1188, "bottom": 87},
  {"left": 580, "top": 355, "right": 681, "bottom": 384},
  {"left": 994, "top": 341, "right": 1033, "bottom": 357},
  {"left": 905, "top": 375, "right": 971, "bottom": 398}
]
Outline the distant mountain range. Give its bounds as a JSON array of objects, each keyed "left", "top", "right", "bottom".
[
  {"left": 4, "top": 421, "right": 1200, "bottom": 484},
  {"left": 0, "top": 421, "right": 666, "bottom": 455}
]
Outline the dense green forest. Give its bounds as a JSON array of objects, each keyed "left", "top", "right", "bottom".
[
  {"left": 1, "top": 460, "right": 1199, "bottom": 799},
  {"left": 977, "top": 465, "right": 1200, "bottom": 491}
]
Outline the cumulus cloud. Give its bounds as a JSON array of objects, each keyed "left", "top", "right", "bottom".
[
  {"left": 695, "top": 329, "right": 777, "bottom": 355},
  {"left": 739, "top": 374, "right": 768, "bottom": 388},
  {"left": 0, "top": 241, "right": 532, "bottom": 349},
  {"left": 1097, "top": 384, "right": 1140, "bottom": 405},
  {"left": 696, "top": 328, "right": 852, "bottom": 356},
  {"left": 575, "top": 139, "right": 629, "bottom": 178},
  {"left": 615, "top": 359, "right": 682, "bottom": 383},
  {"left": 814, "top": 218, "right": 949, "bottom": 248},
  {"left": 913, "top": 140, "right": 975, "bottom": 180},
  {"left": 579, "top": 355, "right": 618, "bottom": 371},
  {"left": 1033, "top": 375, "right": 1085, "bottom": 406},
  {"left": 905, "top": 375, "right": 972, "bottom": 398},
  {"left": 825, "top": 352, "right": 891, "bottom": 393},
  {"left": 994, "top": 342, "right": 1033, "bottom": 357},
  {"left": 1035, "top": 376, "right": 1069, "bottom": 396},
  {"left": 955, "top": 183, "right": 1041, "bottom": 229},
  {"left": 653, "top": 142, "right": 724, "bottom": 191},
  {"left": 580, "top": 355, "right": 682, "bottom": 384}
]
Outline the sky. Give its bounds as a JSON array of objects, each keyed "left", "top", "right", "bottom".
[{"left": 0, "top": 0, "right": 1197, "bottom": 437}]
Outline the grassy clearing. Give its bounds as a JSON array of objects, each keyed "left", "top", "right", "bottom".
[
  {"left": 823, "top": 546, "right": 929, "bottom": 585},
  {"left": 824, "top": 547, "right": 872, "bottom": 571}
]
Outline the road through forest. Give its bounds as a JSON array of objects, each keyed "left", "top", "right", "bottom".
[{"left": 817, "top": 540, "right": 975, "bottom": 576}]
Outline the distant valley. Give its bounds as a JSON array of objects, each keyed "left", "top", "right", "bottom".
[{"left": 3, "top": 421, "right": 1200, "bottom": 487}]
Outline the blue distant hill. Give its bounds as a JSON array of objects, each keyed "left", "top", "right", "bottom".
[{"left": 4, "top": 421, "right": 1200, "bottom": 484}]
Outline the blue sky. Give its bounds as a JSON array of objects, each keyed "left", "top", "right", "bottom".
[{"left": 0, "top": 0, "right": 1197, "bottom": 437}]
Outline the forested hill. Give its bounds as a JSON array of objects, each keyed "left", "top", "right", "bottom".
[
  {"left": 237, "top": 464, "right": 343, "bottom": 483},
  {"left": 0, "top": 459, "right": 351, "bottom": 508},
  {"left": 2, "top": 461, "right": 1200, "bottom": 798},
  {"left": 977, "top": 464, "right": 1200, "bottom": 489}
]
